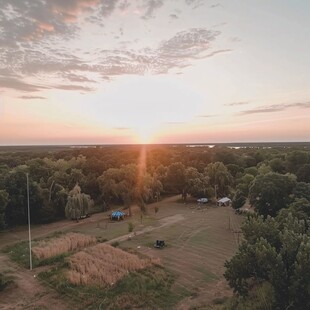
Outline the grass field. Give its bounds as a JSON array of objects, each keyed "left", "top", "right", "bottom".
[
  {"left": 120, "top": 202, "right": 243, "bottom": 309},
  {"left": 0, "top": 196, "right": 243, "bottom": 309}
]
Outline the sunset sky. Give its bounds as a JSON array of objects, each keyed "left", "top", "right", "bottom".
[{"left": 0, "top": 0, "right": 309, "bottom": 145}]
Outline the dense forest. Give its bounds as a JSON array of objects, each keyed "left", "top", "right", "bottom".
[
  {"left": 0, "top": 144, "right": 309, "bottom": 228},
  {"left": 1, "top": 143, "right": 310, "bottom": 309}
]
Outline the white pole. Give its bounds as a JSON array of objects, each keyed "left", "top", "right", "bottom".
[{"left": 26, "top": 173, "right": 32, "bottom": 271}]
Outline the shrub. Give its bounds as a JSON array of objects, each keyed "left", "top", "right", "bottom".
[
  {"left": 128, "top": 222, "right": 134, "bottom": 232},
  {"left": 0, "top": 272, "right": 12, "bottom": 291}
]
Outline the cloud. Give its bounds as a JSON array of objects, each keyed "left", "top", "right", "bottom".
[
  {"left": 118, "top": 0, "right": 130, "bottom": 11},
  {"left": 0, "top": 0, "right": 231, "bottom": 93},
  {"left": 99, "top": 0, "right": 119, "bottom": 17},
  {"left": 0, "top": 0, "right": 118, "bottom": 47},
  {"left": 19, "top": 95, "right": 47, "bottom": 99},
  {"left": 159, "top": 28, "right": 220, "bottom": 59},
  {"left": 97, "top": 28, "right": 223, "bottom": 76},
  {"left": 210, "top": 3, "right": 221, "bottom": 8},
  {"left": 62, "top": 73, "right": 98, "bottom": 83},
  {"left": 225, "top": 101, "right": 249, "bottom": 106},
  {"left": 141, "top": 0, "right": 164, "bottom": 20},
  {"left": 52, "top": 84, "right": 95, "bottom": 91},
  {"left": 0, "top": 77, "right": 47, "bottom": 92},
  {"left": 170, "top": 14, "right": 179, "bottom": 19},
  {"left": 113, "top": 127, "right": 131, "bottom": 130},
  {"left": 1, "top": 25, "right": 226, "bottom": 92},
  {"left": 197, "top": 114, "right": 217, "bottom": 118},
  {"left": 240, "top": 102, "right": 310, "bottom": 115},
  {"left": 185, "top": 0, "right": 206, "bottom": 10}
]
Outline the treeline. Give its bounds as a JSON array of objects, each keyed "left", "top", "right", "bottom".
[{"left": 0, "top": 145, "right": 309, "bottom": 229}]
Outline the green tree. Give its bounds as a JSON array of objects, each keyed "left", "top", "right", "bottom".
[
  {"left": 4, "top": 166, "right": 44, "bottom": 226},
  {"left": 236, "top": 173, "right": 255, "bottom": 197},
  {"left": 286, "top": 150, "right": 310, "bottom": 173},
  {"left": 0, "top": 190, "right": 9, "bottom": 229},
  {"left": 293, "top": 182, "right": 310, "bottom": 201},
  {"left": 65, "top": 184, "right": 93, "bottom": 220},
  {"left": 249, "top": 173, "right": 297, "bottom": 217},
  {"left": 204, "top": 162, "right": 232, "bottom": 198},
  {"left": 232, "top": 190, "right": 246, "bottom": 210},
  {"left": 165, "top": 162, "right": 186, "bottom": 193},
  {"left": 296, "top": 164, "right": 310, "bottom": 183},
  {"left": 224, "top": 213, "right": 310, "bottom": 310}
]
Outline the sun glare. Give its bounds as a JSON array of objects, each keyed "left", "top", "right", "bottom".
[{"left": 134, "top": 125, "right": 155, "bottom": 144}]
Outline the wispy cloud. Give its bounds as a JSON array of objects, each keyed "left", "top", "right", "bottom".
[
  {"left": 114, "top": 127, "right": 131, "bottom": 130},
  {"left": 1, "top": 27, "right": 227, "bottom": 92},
  {"left": 170, "top": 14, "right": 179, "bottom": 19},
  {"left": 210, "top": 3, "right": 221, "bottom": 9},
  {"left": 197, "top": 114, "right": 217, "bottom": 118},
  {"left": 52, "top": 84, "right": 95, "bottom": 91},
  {"left": 19, "top": 95, "right": 46, "bottom": 99},
  {"left": 141, "top": 0, "right": 164, "bottom": 20},
  {"left": 0, "top": 1, "right": 230, "bottom": 93},
  {"left": 0, "top": 77, "right": 47, "bottom": 92},
  {"left": 225, "top": 101, "right": 249, "bottom": 106},
  {"left": 163, "top": 121, "right": 186, "bottom": 124},
  {"left": 240, "top": 102, "right": 310, "bottom": 115},
  {"left": 185, "top": 0, "right": 206, "bottom": 10}
]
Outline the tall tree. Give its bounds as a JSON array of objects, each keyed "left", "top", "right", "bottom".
[
  {"left": 204, "top": 162, "right": 232, "bottom": 198},
  {"left": 65, "top": 184, "right": 93, "bottom": 220},
  {"left": 249, "top": 172, "right": 296, "bottom": 217},
  {"left": 225, "top": 213, "right": 310, "bottom": 310},
  {"left": 0, "top": 190, "right": 9, "bottom": 229}
]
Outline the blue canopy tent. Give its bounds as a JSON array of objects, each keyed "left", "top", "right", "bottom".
[{"left": 110, "top": 210, "right": 125, "bottom": 221}]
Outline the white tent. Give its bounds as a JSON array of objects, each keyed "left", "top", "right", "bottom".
[{"left": 217, "top": 197, "right": 231, "bottom": 206}]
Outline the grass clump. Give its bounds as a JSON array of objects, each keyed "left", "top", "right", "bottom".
[{"left": 0, "top": 272, "right": 13, "bottom": 291}]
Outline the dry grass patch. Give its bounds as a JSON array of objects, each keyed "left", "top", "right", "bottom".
[
  {"left": 32, "top": 232, "right": 96, "bottom": 260},
  {"left": 67, "top": 243, "right": 160, "bottom": 287}
]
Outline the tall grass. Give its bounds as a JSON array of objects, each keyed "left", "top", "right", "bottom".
[
  {"left": 32, "top": 233, "right": 96, "bottom": 260},
  {"left": 67, "top": 243, "right": 160, "bottom": 287}
]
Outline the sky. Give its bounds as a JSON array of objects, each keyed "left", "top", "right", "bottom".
[{"left": 0, "top": 0, "right": 309, "bottom": 145}]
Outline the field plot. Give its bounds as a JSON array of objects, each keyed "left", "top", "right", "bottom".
[
  {"left": 67, "top": 243, "right": 160, "bottom": 286},
  {"left": 32, "top": 232, "right": 96, "bottom": 260},
  {"left": 121, "top": 203, "right": 243, "bottom": 309}
]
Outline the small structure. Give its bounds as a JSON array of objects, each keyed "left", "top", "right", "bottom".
[
  {"left": 154, "top": 240, "right": 165, "bottom": 249},
  {"left": 197, "top": 198, "right": 208, "bottom": 204},
  {"left": 110, "top": 210, "right": 125, "bottom": 221},
  {"left": 217, "top": 197, "right": 231, "bottom": 207}
]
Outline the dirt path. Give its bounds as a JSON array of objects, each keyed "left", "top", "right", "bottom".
[{"left": 0, "top": 253, "right": 74, "bottom": 310}]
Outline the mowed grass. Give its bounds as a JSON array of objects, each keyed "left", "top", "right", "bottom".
[
  {"left": 71, "top": 215, "right": 158, "bottom": 241},
  {"left": 121, "top": 204, "right": 243, "bottom": 307}
]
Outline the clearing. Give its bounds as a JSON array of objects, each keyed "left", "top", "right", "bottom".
[{"left": 0, "top": 195, "right": 243, "bottom": 309}]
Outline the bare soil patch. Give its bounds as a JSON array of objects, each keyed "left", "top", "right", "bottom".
[{"left": 0, "top": 253, "right": 74, "bottom": 310}]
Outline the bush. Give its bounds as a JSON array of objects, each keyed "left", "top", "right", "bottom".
[
  {"left": 128, "top": 222, "right": 134, "bottom": 233},
  {"left": 0, "top": 272, "right": 12, "bottom": 291}
]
